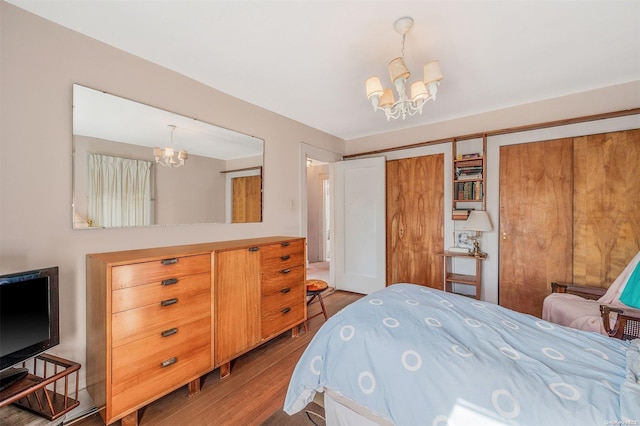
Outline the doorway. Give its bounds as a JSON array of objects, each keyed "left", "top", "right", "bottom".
[
  {"left": 306, "top": 157, "right": 330, "bottom": 282},
  {"left": 300, "top": 143, "right": 342, "bottom": 285}
]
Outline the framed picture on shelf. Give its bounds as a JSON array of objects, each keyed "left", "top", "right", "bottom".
[{"left": 454, "top": 231, "right": 474, "bottom": 252}]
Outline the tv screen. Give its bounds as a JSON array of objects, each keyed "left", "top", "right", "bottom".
[{"left": 0, "top": 266, "right": 59, "bottom": 371}]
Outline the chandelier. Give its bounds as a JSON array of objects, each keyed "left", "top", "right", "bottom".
[
  {"left": 365, "top": 17, "right": 443, "bottom": 121},
  {"left": 153, "top": 124, "right": 188, "bottom": 168}
]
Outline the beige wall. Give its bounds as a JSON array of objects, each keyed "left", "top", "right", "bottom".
[{"left": 0, "top": 1, "right": 343, "bottom": 388}]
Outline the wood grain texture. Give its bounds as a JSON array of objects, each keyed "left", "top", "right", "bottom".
[
  {"left": 499, "top": 139, "right": 573, "bottom": 317},
  {"left": 74, "top": 291, "right": 363, "bottom": 426},
  {"left": 111, "top": 273, "right": 210, "bottom": 313},
  {"left": 111, "top": 254, "right": 211, "bottom": 290},
  {"left": 87, "top": 250, "right": 215, "bottom": 425},
  {"left": 232, "top": 175, "right": 262, "bottom": 223},
  {"left": 214, "top": 247, "right": 262, "bottom": 365},
  {"left": 499, "top": 129, "right": 640, "bottom": 316},
  {"left": 386, "top": 154, "right": 444, "bottom": 289},
  {"left": 573, "top": 129, "right": 640, "bottom": 287},
  {"left": 86, "top": 236, "right": 304, "bottom": 425}
]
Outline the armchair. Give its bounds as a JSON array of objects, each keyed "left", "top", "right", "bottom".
[
  {"left": 542, "top": 251, "right": 640, "bottom": 340},
  {"left": 599, "top": 305, "right": 640, "bottom": 340}
]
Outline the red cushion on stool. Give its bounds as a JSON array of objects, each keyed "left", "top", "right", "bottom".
[{"left": 306, "top": 279, "right": 328, "bottom": 292}]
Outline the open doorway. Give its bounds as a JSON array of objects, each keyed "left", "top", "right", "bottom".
[
  {"left": 300, "top": 143, "right": 342, "bottom": 285},
  {"left": 306, "top": 157, "right": 330, "bottom": 282}
]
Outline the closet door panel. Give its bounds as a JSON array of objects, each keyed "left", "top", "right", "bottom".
[
  {"left": 573, "top": 129, "right": 640, "bottom": 287},
  {"left": 499, "top": 139, "right": 573, "bottom": 316},
  {"left": 386, "top": 154, "right": 444, "bottom": 288}
]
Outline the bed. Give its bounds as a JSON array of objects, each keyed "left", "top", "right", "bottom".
[{"left": 284, "top": 284, "right": 640, "bottom": 425}]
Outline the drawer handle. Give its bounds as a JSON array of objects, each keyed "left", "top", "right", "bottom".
[
  {"left": 162, "top": 278, "right": 178, "bottom": 286},
  {"left": 281, "top": 268, "right": 291, "bottom": 274},
  {"left": 281, "top": 242, "right": 290, "bottom": 247},
  {"left": 162, "top": 258, "right": 178, "bottom": 265},
  {"left": 161, "top": 357, "right": 178, "bottom": 368},
  {"left": 249, "top": 247, "right": 260, "bottom": 252},
  {"left": 161, "top": 328, "right": 178, "bottom": 337},
  {"left": 281, "top": 255, "right": 290, "bottom": 261},
  {"left": 281, "top": 287, "right": 291, "bottom": 294},
  {"left": 161, "top": 298, "right": 178, "bottom": 307},
  {"left": 281, "top": 307, "right": 291, "bottom": 314}
]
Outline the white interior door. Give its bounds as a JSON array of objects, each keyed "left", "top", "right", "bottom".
[{"left": 331, "top": 157, "right": 386, "bottom": 294}]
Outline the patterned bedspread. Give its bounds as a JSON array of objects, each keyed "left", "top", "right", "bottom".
[{"left": 285, "top": 284, "right": 639, "bottom": 425}]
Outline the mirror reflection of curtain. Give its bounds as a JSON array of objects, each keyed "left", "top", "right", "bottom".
[
  {"left": 231, "top": 175, "right": 262, "bottom": 223},
  {"left": 88, "top": 154, "right": 152, "bottom": 227}
]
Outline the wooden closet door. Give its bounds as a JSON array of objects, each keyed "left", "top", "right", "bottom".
[
  {"left": 499, "top": 139, "right": 573, "bottom": 317},
  {"left": 386, "top": 154, "right": 444, "bottom": 288},
  {"left": 215, "top": 247, "right": 262, "bottom": 365},
  {"left": 573, "top": 129, "right": 640, "bottom": 287},
  {"left": 232, "top": 175, "right": 262, "bottom": 223}
]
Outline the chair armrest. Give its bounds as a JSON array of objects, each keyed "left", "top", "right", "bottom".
[
  {"left": 551, "top": 282, "right": 606, "bottom": 300},
  {"left": 600, "top": 305, "right": 640, "bottom": 340}
]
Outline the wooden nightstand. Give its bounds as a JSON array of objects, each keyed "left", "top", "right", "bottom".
[{"left": 438, "top": 251, "right": 486, "bottom": 300}]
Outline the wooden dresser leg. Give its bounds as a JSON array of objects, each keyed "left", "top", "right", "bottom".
[
  {"left": 292, "top": 325, "right": 300, "bottom": 337},
  {"left": 219, "top": 362, "right": 231, "bottom": 379},
  {"left": 121, "top": 410, "right": 138, "bottom": 426},
  {"left": 188, "top": 378, "right": 201, "bottom": 397}
]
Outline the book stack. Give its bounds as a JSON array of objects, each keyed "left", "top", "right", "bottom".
[
  {"left": 455, "top": 182, "right": 483, "bottom": 200},
  {"left": 452, "top": 209, "right": 471, "bottom": 220},
  {"left": 455, "top": 158, "right": 483, "bottom": 181}
]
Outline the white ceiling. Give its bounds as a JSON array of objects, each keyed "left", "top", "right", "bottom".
[{"left": 8, "top": 0, "right": 640, "bottom": 141}]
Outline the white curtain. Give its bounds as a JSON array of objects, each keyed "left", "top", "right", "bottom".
[{"left": 88, "top": 154, "right": 152, "bottom": 227}]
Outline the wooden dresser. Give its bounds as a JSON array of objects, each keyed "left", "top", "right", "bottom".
[{"left": 86, "top": 236, "right": 306, "bottom": 426}]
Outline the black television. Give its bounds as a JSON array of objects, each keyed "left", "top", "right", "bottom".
[{"left": 0, "top": 266, "right": 60, "bottom": 389}]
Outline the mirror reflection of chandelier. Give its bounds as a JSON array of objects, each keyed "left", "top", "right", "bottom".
[
  {"left": 365, "top": 17, "right": 443, "bottom": 121},
  {"left": 153, "top": 124, "right": 188, "bottom": 168}
]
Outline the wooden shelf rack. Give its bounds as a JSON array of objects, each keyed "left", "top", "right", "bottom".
[{"left": 0, "top": 353, "right": 80, "bottom": 421}]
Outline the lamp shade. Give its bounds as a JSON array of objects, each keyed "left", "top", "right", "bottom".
[
  {"left": 379, "top": 89, "right": 395, "bottom": 108},
  {"left": 463, "top": 211, "right": 493, "bottom": 232},
  {"left": 410, "top": 81, "right": 428, "bottom": 101},
  {"left": 424, "top": 61, "right": 443, "bottom": 84},
  {"left": 365, "top": 76, "right": 384, "bottom": 99},
  {"left": 388, "top": 57, "right": 410, "bottom": 82}
]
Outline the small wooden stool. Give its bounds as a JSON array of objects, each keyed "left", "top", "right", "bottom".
[{"left": 304, "top": 279, "right": 329, "bottom": 332}]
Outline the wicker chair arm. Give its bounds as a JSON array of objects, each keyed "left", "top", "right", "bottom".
[
  {"left": 600, "top": 305, "right": 640, "bottom": 340},
  {"left": 551, "top": 282, "right": 607, "bottom": 300}
]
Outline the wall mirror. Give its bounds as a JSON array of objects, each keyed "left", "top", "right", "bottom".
[{"left": 72, "top": 84, "right": 264, "bottom": 229}]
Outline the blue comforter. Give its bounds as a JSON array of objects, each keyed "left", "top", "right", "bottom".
[{"left": 284, "top": 284, "right": 639, "bottom": 425}]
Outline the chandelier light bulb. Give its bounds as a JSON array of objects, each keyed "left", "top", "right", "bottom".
[{"left": 365, "top": 17, "right": 443, "bottom": 121}]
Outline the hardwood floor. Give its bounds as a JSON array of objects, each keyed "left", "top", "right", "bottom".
[{"left": 73, "top": 290, "right": 362, "bottom": 426}]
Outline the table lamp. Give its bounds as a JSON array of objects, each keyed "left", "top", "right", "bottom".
[{"left": 463, "top": 211, "right": 493, "bottom": 257}]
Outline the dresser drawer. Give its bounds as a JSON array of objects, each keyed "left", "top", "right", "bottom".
[
  {"left": 261, "top": 265, "right": 305, "bottom": 294},
  {"left": 261, "top": 289, "right": 305, "bottom": 338},
  {"left": 111, "top": 254, "right": 211, "bottom": 290},
  {"left": 262, "top": 283, "right": 305, "bottom": 311},
  {"left": 111, "top": 330, "right": 211, "bottom": 419},
  {"left": 112, "top": 272, "right": 210, "bottom": 313},
  {"left": 260, "top": 240, "right": 304, "bottom": 272},
  {"left": 112, "top": 316, "right": 211, "bottom": 384},
  {"left": 112, "top": 289, "right": 210, "bottom": 347}
]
